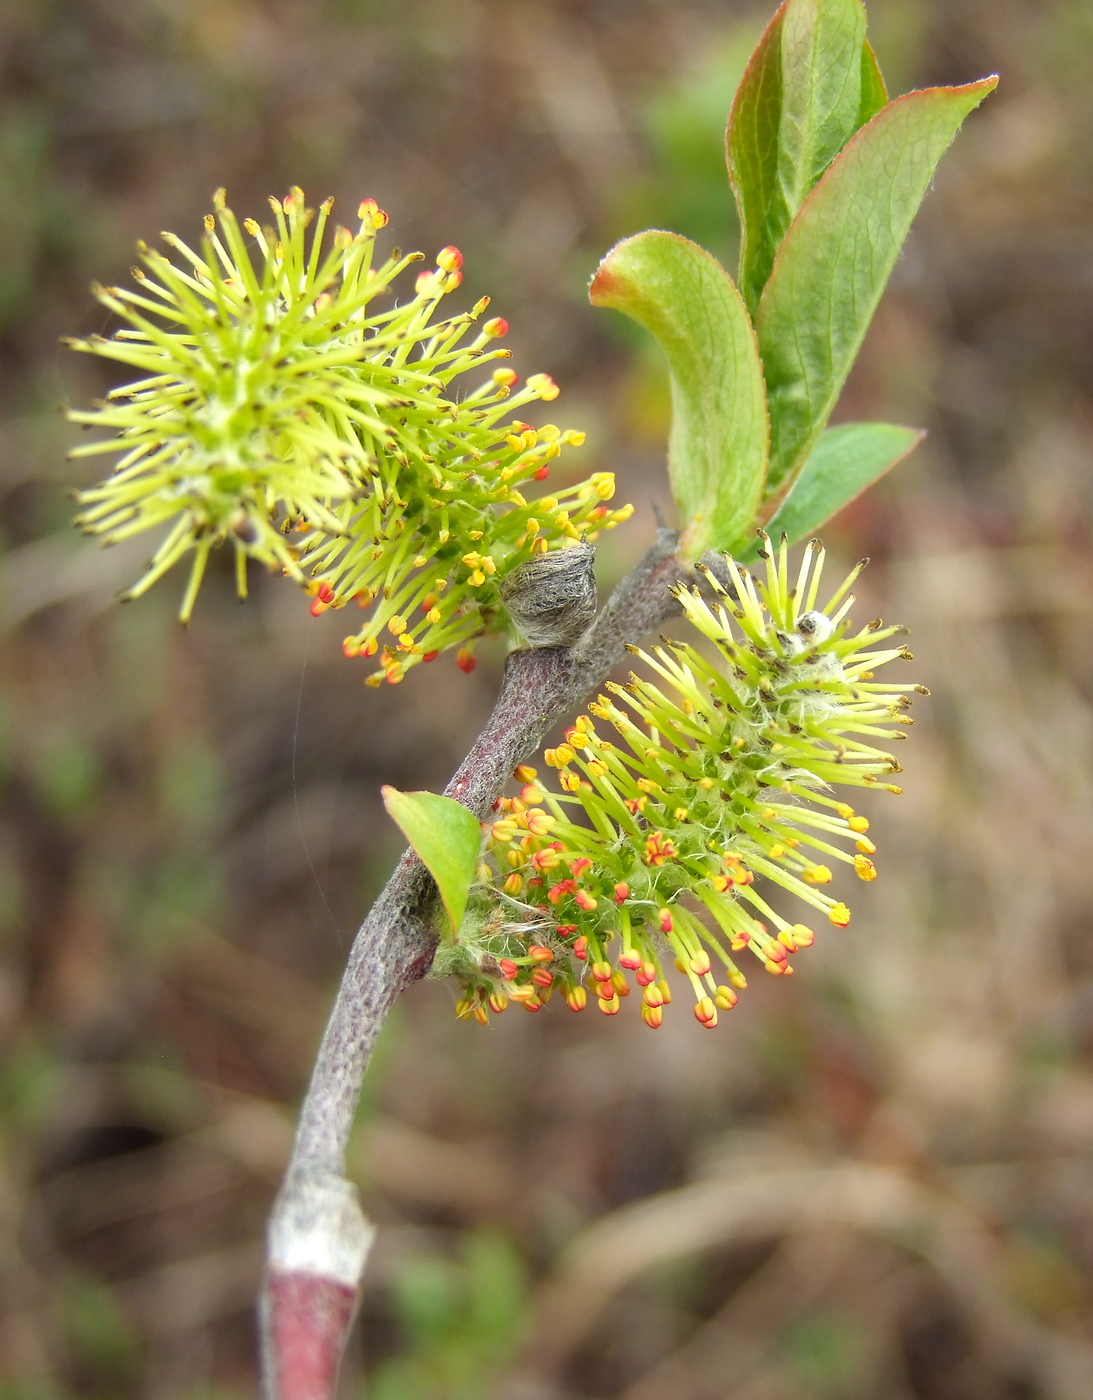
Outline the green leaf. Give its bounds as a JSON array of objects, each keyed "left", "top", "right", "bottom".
[
  {"left": 858, "top": 40, "right": 889, "bottom": 125},
  {"left": 758, "top": 76, "right": 998, "bottom": 497},
  {"left": 774, "top": 0, "right": 867, "bottom": 236},
  {"left": 729, "top": 0, "right": 875, "bottom": 317},
  {"left": 752, "top": 422, "right": 924, "bottom": 554},
  {"left": 589, "top": 230, "right": 768, "bottom": 558},
  {"left": 726, "top": 2, "right": 787, "bottom": 317},
  {"left": 381, "top": 787, "right": 482, "bottom": 937}
]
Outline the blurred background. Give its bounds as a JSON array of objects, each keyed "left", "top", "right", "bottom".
[{"left": 2, "top": 0, "right": 1093, "bottom": 1396}]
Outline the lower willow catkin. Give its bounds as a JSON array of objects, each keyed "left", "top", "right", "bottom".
[{"left": 432, "top": 536, "right": 923, "bottom": 1029}]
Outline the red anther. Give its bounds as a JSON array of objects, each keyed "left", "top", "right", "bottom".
[
  {"left": 491, "top": 800, "right": 501, "bottom": 812},
  {"left": 527, "top": 877, "right": 543, "bottom": 888},
  {"left": 437, "top": 246, "right": 463, "bottom": 271},
  {"left": 636, "top": 961, "right": 657, "bottom": 986},
  {"left": 574, "top": 890, "right": 597, "bottom": 912},
  {"left": 359, "top": 199, "right": 388, "bottom": 227},
  {"left": 555, "top": 923, "right": 578, "bottom": 936},
  {"left": 528, "top": 945, "right": 554, "bottom": 963},
  {"left": 547, "top": 879, "right": 576, "bottom": 905},
  {"left": 591, "top": 960, "right": 614, "bottom": 983},
  {"left": 317, "top": 583, "right": 335, "bottom": 603},
  {"left": 533, "top": 466, "right": 550, "bottom": 481},
  {"left": 573, "top": 935, "right": 588, "bottom": 960},
  {"left": 310, "top": 597, "right": 328, "bottom": 617},
  {"left": 688, "top": 950, "right": 712, "bottom": 976},
  {"left": 613, "top": 882, "right": 630, "bottom": 903},
  {"left": 457, "top": 649, "right": 477, "bottom": 674},
  {"left": 342, "top": 638, "right": 360, "bottom": 658},
  {"left": 645, "top": 832, "right": 678, "bottom": 866},
  {"left": 694, "top": 997, "right": 718, "bottom": 1026},
  {"left": 595, "top": 979, "right": 615, "bottom": 1000},
  {"left": 483, "top": 316, "right": 508, "bottom": 337},
  {"left": 532, "top": 968, "right": 553, "bottom": 988},
  {"left": 658, "top": 910, "right": 674, "bottom": 934},
  {"left": 499, "top": 959, "right": 518, "bottom": 980},
  {"left": 768, "top": 943, "right": 787, "bottom": 963},
  {"left": 618, "top": 951, "right": 642, "bottom": 971},
  {"left": 422, "top": 650, "right": 439, "bottom": 662},
  {"left": 569, "top": 857, "right": 592, "bottom": 878},
  {"left": 523, "top": 997, "right": 542, "bottom": 1013}
]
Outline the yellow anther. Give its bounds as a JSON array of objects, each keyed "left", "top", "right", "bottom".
[
  {"left": 853, "top": 855, "right": 877, "bottom": 881},
  {"left": 803, "top": 865, "right": 832, "bottom": 885}
]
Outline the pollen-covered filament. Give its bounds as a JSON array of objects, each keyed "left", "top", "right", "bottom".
[{"left": 443, "top": 537, "right": 922, "bottom": 1029}]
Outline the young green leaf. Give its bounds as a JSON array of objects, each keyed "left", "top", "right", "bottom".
[
  {"left": 589, "top": 230, "right": 768, "bottom": 557},
  {"left": 749, "top": 421, "right": 924, "bottom": 555},
  {"left": 758, "top": 76, "right": 998, "bottom": 498},
  {"left": 858, "top": 40, "right": 889, "bottom": 126},
  {"left": 774, "top": 0, "right": 867, "bottom": 239},
  {"left": 728, "top": 0, "right": 877, "bottom": 318},
  {"left": 726, "top": 2, "right": 787, "bottom": 317},
  {"left": 381, "top": 787, "right": 482, "bottom": 937}
]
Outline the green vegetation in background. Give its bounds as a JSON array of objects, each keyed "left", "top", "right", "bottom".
[{"left": 370, "top": 1231, "right": 528, "bottom": 1400}]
